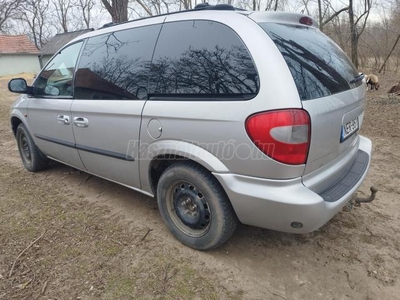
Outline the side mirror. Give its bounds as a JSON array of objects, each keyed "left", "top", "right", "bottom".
[{"left": 8, "top": 78, "right": 28, "bottom": 94}]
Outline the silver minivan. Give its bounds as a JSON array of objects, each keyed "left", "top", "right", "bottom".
[{"left": 9, "top": 4, "right": 372, "bottom": 250}]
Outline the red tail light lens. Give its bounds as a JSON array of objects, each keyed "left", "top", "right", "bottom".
[{"left": 245, "top": 109, "right": 311, "bottom": 165}]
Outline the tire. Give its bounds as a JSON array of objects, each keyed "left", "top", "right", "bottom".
[
  {"left": 16, "top": 123, "right": 48, "bottom": 172},
  {"left": 157, "top": 161, "right": 238, "bottom": 250}
]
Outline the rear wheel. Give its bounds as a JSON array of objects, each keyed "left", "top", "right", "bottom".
[
  {"left": 16, "top": 123, "right": 48, "bottom": 172},
  {"left": 157, "top": 161, "right": 238, "bottom": 250}
]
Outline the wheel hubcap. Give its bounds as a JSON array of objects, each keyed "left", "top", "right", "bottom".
[
  {"left": 169, "top": 181, "right": 211, "bottom": 236},
  {"left": 20, "top": 134, "right": 31, "bottom": 163}
]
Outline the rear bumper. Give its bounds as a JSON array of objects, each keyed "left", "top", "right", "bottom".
[{"left": 213, "top": 135, "right": 372, "bottom": 233}]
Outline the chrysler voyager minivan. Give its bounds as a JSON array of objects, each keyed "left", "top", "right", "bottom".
[{"left": 8, "top": 4, "right": 371, "bottom": 250}]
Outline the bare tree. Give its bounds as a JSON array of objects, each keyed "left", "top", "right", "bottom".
[
  {"left": 317, "top": 0, "right": 349, "bottom": 32},
  {"left": 260, "top": 0, "right": 280, "bottom": 11},
  {"left": 377, "top": 0, "right": 400, "bottom": 72},
  {"left": 349, "top": 0, "right": 372, "bottom": 68},
  {"left": 18, "top": 0, "right": 51, "bottom": 48},
  {"left": 299, "top": 0, "right": 311, "bottom": 14},
  {"left": 145, "top": 0, "right": 170, "bottom": 15},
  {"left": 101, "top": 0, "right": 129, "bottom": 22},
  {"left": 52, "top": 0, "right": 74, "bottom": 32},
  {"left": 0, "top": 0, "right": 23, "bottom": 32},
  {"left": 329, "top": 13, "right": 350, "bottom": 51},
  {"left": 272, "top": 0, "right": 279, "bottom": 11},
  {"left": 357, "top": 22, "right": 380, "bottom": 69},
  {"left": 379, "top": 33, "right": 400, "bottom": 72},
  {"left": 180, "top": 0, "right": 192, "bottom": 10},
  {"left": 136, "top": 0, "right": 154, "bottom": 15},
  {"left": 77, "top": 0, "right": 95, "bottom": 28},
  {"left": 235, "top": 0, "right": 284, "bottom": 11},
  {"left": 128, "top": 0, "right": 175, "bottom": 17}
]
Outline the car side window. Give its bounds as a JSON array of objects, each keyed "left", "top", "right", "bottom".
[
  {"left": 74, "top": 24, "right": 162, "bottom": 100},
  {"left": 35, "top": 41, "right": 83, "bottom": 97},
  {"left": 148, "top": 20, "right": 259, "bottom": 100}
]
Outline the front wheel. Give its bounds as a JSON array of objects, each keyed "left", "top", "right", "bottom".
[
  {"left": 157, "top": 161, "right": 238, "bottom": 250},
  {"left": 16, "top": 123, "right": 48, "bottom": 172}
]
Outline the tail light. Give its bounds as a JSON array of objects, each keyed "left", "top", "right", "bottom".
[{"left": 245, "top": 109, "right": 311, "bottom": 165}]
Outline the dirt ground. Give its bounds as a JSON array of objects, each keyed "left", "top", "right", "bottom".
[{"left": 0, "top": 73, "right": 399, "bottom": 300}]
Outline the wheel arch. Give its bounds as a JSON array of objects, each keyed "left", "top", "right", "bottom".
[
  {"left": 140, "top": 140, "right": 229, "bottom": 196},
  {"left": 10, "top": 111, "right": 29, "bottom": 137}
]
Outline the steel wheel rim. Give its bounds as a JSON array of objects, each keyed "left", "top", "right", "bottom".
[
  {"left": 166, "top": 180, "right": 211, "bottom": 238},
  {"left": 19, "top": 133, "right": 32, "bottom": 164}
]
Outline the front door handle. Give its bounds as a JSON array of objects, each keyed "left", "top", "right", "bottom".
[
  {"left": 57, "top": 115, "right": 70, "bottom": 125},
  {"left": 73, "top": 117, "right": 89, "bottom": 128}
]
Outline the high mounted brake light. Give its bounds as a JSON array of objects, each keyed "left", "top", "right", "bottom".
[
  {"left": 245, "top": 109, "right": 311, "bottom": 165},
  {"left": 299, "top": 16, "right": 313, "bottom": 26}
]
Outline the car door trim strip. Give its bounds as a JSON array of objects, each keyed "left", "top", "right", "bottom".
[
  {"left": 34, "top": 134, "right": 135, "bottom": 161},
  {"left": 76, "top": 143, "right": 135, "bottom": 161},
  {"left": 34, "top": 134, "right": 76, "bottom": 148}
]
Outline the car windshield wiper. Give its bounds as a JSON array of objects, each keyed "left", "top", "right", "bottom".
[{"left": 350, "top": 73, "right": 364, "bottom": 84}]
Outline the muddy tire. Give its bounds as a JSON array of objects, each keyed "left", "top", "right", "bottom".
[
  {"left": 157, "top": 161, "right": 238, "bottom": 250},
  {"left": 16, "top": 123, "right": 48, "bottom": 172}
]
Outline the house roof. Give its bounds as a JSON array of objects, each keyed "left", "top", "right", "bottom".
[
  {"left": 40, "top": 29, "right": 93, "bottom": 55},
  {"left": 0, "top": 35, "right": 39, "bottom": 54}
]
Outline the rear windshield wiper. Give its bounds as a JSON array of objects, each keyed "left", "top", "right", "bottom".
[{"left": 350, "top": 73, "right": 364, "bottom": 84}]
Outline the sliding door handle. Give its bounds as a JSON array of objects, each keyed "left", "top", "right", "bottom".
[{"left": 73, "top": 117, "right": 89, "bottom": 128}]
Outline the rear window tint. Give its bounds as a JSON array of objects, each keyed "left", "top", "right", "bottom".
[
  {"left": 148, "top": 20, "right": 259, "bottom": 100},
  {"left": 259, "top": 23, "right": 362, "bottom": 101}
]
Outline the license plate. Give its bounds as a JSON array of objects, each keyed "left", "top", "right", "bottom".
[{"left": 341, "top": 117, "right": 359, "bottom": 142}]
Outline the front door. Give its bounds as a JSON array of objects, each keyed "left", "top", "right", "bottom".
[
  {"left": 70, "top": 24, "right": 162, "bottom": 188},
  {"left": 28, "top": 41, "right": 85, "bottom": 169}
]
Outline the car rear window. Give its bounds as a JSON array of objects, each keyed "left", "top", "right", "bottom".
[{"left": 259, "top": 23, "right": 362, "bottom": 101}]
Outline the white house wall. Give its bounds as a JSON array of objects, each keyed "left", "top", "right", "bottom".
[
  {"left": 39, "top": 55, "right": 52, "bottom": 69},
  {"left": 0, "top": 54, "right": 40, "bottom": 76}
]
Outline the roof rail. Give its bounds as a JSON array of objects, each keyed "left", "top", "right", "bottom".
[
  {"left": 194, "top": 3, "right": 234, "bottom": 10},
  {"left": 101, "top": 22, "right": 114, "bottom": 28},
  {"left": 98, "top": 3, "right": 245, "bottom": 30}
]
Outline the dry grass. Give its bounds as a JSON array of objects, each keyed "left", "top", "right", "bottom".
[{"left": 0, "top": 73, "right": 35, "bottom": 81}]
